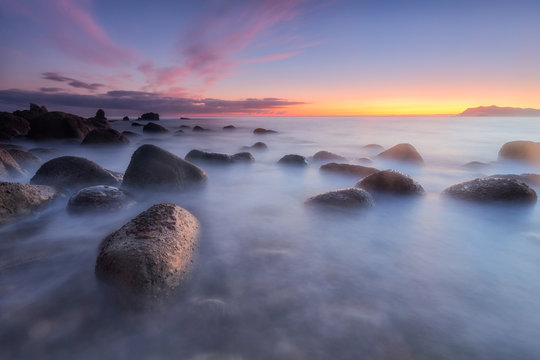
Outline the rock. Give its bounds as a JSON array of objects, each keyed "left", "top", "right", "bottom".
[
  {"left": 487, "top": 174, "right": 540, "bottom": 187},
  {"left": 253, "top": 128, "right": 277, "bottom": 134},
  {"left": 179, "top": 125, "right": 191, "bottom": 129},
  {"left": 143, "top": 122, "right": 168, "bottom": 133},
  {"left": 231, "top": 152, "right": 254, "bottom": 162},
  {"left": 223, "top": 125, "right": 236, "bottom": 130},
  {"left": 185, "top": 149, "right": 233, "bottom": 163},
  {"left": 122, "top": 116, "right": 129, "bottom": 121},
  {"left": 320, "top": 163, "right": 378, "bottom": 177},
  {"left": 95, "top": 203, "right": 199, "bottom": 300},
  {"left": 28, "top": 147, "right": 58, "bottom": 157},
  {"left": 6, "top": 149, "right": 41, "bottom": 170},
  {"left": 443, "top": 177, "right": 537, "bottom": 203},
  {"left": 30, "top": 156, "right": 120, "bottom": 189},
  {"left": 122, "top": 144, "right": 207, "bottom": 191},
  {"left": 139, "top": 112, "right": 159, "bottom": 120},
  {"left": 356, "top": 169, "right": 424, "bottom": 195},
  {"left": 0, "top": 182, "right": 57, "bottom": 224},
  {"left": 13, "top": 103, "right": 48, "bottom": 121},
  {"left": 305, "top": 188, "right": 374, "bottom": 208},
  {"left": 95, "top": 109, "right": 106, "bottom": 120},
  {"left": 193, "top": 125, "right": 209, "bottom": 132},
  {"left": 122, "top": 131, "right": 140, "bottom": 137},
  {"left": 28, "top": 111, "right": 109, "bottom": 140},
  {"left": 67, "top": 185, "right": 134, "bottom": 213},
  {"left": 463, "top": 161, "right": 490, "bottom": 169},
  {"left": 362, "top": 144, "right": 384, "bottom": 152},
  {"left": 376, "top": 143, "right": 424, "bottom": 164},
  {"left": 180, "top": 117, "right": 190, "bottom": 120},
  {"left": 356, "top": 157, "right": 373, "bottom": 164},
  {"left": 312, "top": 151, "right": 346, "bottom": 162},
  {"left": 131, "top": 122, "right": 143, "bottom": 127},
  {"left": 241, "top": 142, "right": 268, "bottom": 151},
  {"left": 278, "top": 154, "right": 308, "bottom": 166},
  {"left": 175, "top": 129, "right": 184, "bottom": 133},
  {"left": 498, "top": 141, "right": 540, "bottom": 163},
  {"left": 0, "top": 149, "right": 26, "bottom": 180},
  {"left": 81, "top": 128, "right": 130, "bottom": 145},
  {"left": 0, "top": 112, "right": 30, "bottom": 139}
]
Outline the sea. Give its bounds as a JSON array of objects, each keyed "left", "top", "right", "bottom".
[{"left": 1, "top": 116, "right": 539, "bottom": 359}]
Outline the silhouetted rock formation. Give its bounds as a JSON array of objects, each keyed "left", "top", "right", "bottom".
[
  {"left": 460, "top": 105, "right": 540, "bottom": 116},
  {"left": 143, "top": 122, "right": 168, "bottom": 133},
  {"left": 139, "top": 112, "right": 159, "bottom": 120}
]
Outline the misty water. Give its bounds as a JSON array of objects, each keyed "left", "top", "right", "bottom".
[{"left": 1, "top": 116, "right": 540, "bottom": 359}]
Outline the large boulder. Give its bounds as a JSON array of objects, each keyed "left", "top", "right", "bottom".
[
  {"left": 253, "top": 128, "right": 277, "bottom": 134},
  {"left": 13, "top": 103, "right": 48, "bottom": 121},
  {"left": 0, "top": 149, "right": 26, "bottom": 180},
  {"left": 0, "top": 112, "right": 30, "bottom": 139},
  {"left": 498, "top": 141, "right": 540, "bottom": 163},
  {"left": 122, "top": 116, "right": 130, "bottom": 121},
  {"left": 139, "top": 112, "right": 159, "bottom": 120},
  {"left": 122, "top": 144, "right": 207, "bottom": 191},
  {"left": 67, "top": 185, "right": 134, "bottom": 213},
  {"left": 356, "top": 169, "right": 424, "bottom": 195},
  {"left": 28, "top": 111, "right": 109, "bottom": 139},
  {"left": 312, "top": 151, "right": 346, "bottom": 162},
  {"left": 81, "top": 128, "right": 129, "bottom": 145},
  {"left": 95, "top": 203, "right": 199, "bottom": 300},
  {"left": 376, "top": 143, "right": 424, "bottom": 164},
  {"left": 442, "top": 177, "right": 537, "bottom": 203},
  {"left": 30, "top": 156, "right": 121, "bottom": 189},
  {"left": 320, "top": 163, "right": 378, "bottom": 178},
  {"left": 278, "top": 154, "right": 308, "bottom": 166},
  {"left": 0, "top": 182, "right": 57, "bottom": 225},
  {"left": 305, "top": 188, "right": 374, "bottom": 208},
  {"left": 143, "top": 122, "right": 169, "bottom": 133}
]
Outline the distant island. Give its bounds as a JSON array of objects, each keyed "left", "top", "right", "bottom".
[{"left": 459, "top": 105, "right": 540, "bottom": 116}]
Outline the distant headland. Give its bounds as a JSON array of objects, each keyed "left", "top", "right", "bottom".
[{"left": 459, "top": 105, "right": 540, "bottom": 116}]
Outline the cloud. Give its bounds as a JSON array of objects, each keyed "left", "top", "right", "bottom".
[
  {"left": 0, "top": 88, "right": 304, "bottom": 116},
  {"left": 42, "top": 72, "right": 105, "bottom": 91},
  {"left": 39, "top": 87, "right": 63, "bottom": 93}
]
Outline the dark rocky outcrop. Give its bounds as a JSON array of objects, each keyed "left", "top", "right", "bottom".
[
  {"left": 13, "top": 103, "right": 48, "bottom": 121},
  {"left": 30, "top": 156, "right": 121, "bottom": 189},
  {"left": 67, "top": 185, "right": 134, "bottom": 213},
  {"left": 356, "top": 170, "right": 424, "bottom": 195},
  {"left": 487, "top": 173, "right": 540, "bottom": 187},
  {"left": 139, "top": 112, "right": 159, "bottom": 121},
  {"left": 193, "top": 125, "right": 209, "bottom": 132},
  {"left": 81, "top": 128, "right": 130, "bottom": 145},
  {"left": 253, "top": 128, "right": 277, "bottom": 134},
  {"left": 278, "top": 154, "right": 308, "bottom": 166},
  {"left": 231, "top": 152, "right": 254, "bottom": 162},
  {"left": 143, "top": 122, "right": 169, "bottom": 133},
  {"left": 122, "top": 131, "right": 140, "bottom": 137},
  {"left": 443, "top": 177, "right": 537, "bottom": 203},
  {"left": 122, "top": 144, "right": 207, "bottom": 191},
  {"left": 0, "top": 182, "right": 58, "bottom": 225},
  {"left": 498, "top": 141, "right": 540, "bottom": 163},
  {"left": 312, "top": 151, "right": 346, "bottom": 162},
  {"left": 131, "top": 122, "right": 143, "bottom": 127},
  {"left": 95, "top": 109, "right": 106, "bottom": 120},
  {"left": 0, "top": 149, "right": 26, "bottom": 180},
  {"left": 376, "top": 143, "right": 424, "bottom": 164},
  {"left": 122, "top": 116, "right": 130, "bottom": 121},
  {"left": 241, "top": 142, "right": 268, "bottom": 151},
  {"left": 0, "top": 112, "right": 30, "bottom": 139},
  {"left": 28, "top": 111, "right": 109, "bottom": 140},
  {"left": 95, "top": 203, "right": 199, "bottom": 300},
  {"left": 305, "top": 188, "right": 374, "bottom": 208},
  {"left": 6, "top": 149, "right": 41, "bottom": 170},
  {"left": 223, "top": 125, "right": 236, "bottom": 130},
  {"left": 320, "top": 163, "right": 378, "bottom": 178}
]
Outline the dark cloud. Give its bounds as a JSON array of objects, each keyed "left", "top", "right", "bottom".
[
  {"left": 0, "top": 89, "right": 304, "bottom": 116},
  {"left": 39, "top": 87, "right": 62, "bottom": 93},
  {"left": 42, "top": 72, "right": 105, "bottom": 91}
]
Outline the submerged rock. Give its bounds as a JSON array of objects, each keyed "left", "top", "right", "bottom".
[
  {"left": 67, "top": 185, "right": 133, "bottom": 213},
  {"left": 122, "top": 131, "right": 140, "bottom": 137},
  {"left": 143, "top": 122, "right": 168, "bottom": 133},
  {"left": 193, "top": 125, "right": 209, "bottom": 132},
  {"left": 241, "top": 142, "right": 268, "bottom": 151},
  {"left": 29, "top": 111, "right": 108, "bottom": 140},
  {"left": 443, "top": 177, "right": 537, "bottom": 203},
  {"left": 498, "top": 140, "right": 540, "bottom": 163},
  {"left": 131, "top": 122, "right": 143, "bottom": 127},
  {"left": 356, "top": 157, "right": 373, "bottom": 164},
  {"left": 231, "top": 152, "right": 254, "bottom": 162},
  {"left": 122, "top": 144, "right": 207, "bottom": 191},
  {"left": 362, "top": 144, "right": 384, "bottom": 152},
  {"left": 6, "top": 149, "right": 41, "bottom": 170},
  {"left": 320, "top": 163, "right": 378, "bottom": 178},
  {"left": 305, "top": 188, "right": 374, "bottom": 208},
  {"left": 253, "top": 128, "right": 277, "bottom": 134},
  {"left": 185, "top": 149, "right": 233, "bottom": 163},
  {"left": 463, "top": 161, "right": 491, "bottom": 169},
  {"left": 139, "top": 112, "right": 159, "bottom": 120},
  {"left": 376, "top": 143, "right": 424, "bottom": 164},
  {"left": 278, "top": 154, "right": 307, "bottom": 166},
  {"left": 81, "top": 128, "right": 130, "bottom": 145},
  {"left": 179, "top": 125, "right": 191, "bottom": 129},
  {"left": 30, "top": 156, "right": 120, "bottom": 189},
  {"left": 0, "top": 182, "right": 57, "bottom": 224},
  {"left": 223, "top": 125, "right": 236, "bottom": 130},
  {"left": 0, "top": 149, "right": 26, "bottom": 180},
  {"left": 356, "top": 169, "right": 424, "bottom": 195},
  {"left": 312, "top": 151, "right": 346, "bottom": 162},
  {"left": 95, "top": 203, "right": 199, "bottom": 300}
]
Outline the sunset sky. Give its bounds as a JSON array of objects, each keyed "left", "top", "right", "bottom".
[{"left": 1, "top": 0, "right": 539, "bottom": 116}]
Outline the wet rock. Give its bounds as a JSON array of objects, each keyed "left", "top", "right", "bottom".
[
  {"left": 131, "top": 122, "right": 143, "bottom": 127},
  {"left": 122, "top": 116, "right": 129, "bottom": 121},
  {"left": 6, "top": 149, "right": 41, "bottom": 170},
  {"left": 231, "top": 152, "right": 254, "bottom": 162},
  {"left": 13, "top": 103, "right": 48, "bottom": 121},
  {"left": 81, "top": 128, "right": 130, "bottom": 145},
  {"left": 278, "top": 154, "right": 308, "bottom": 166},
  {"left": 443, "top": 177, "right": 537, "bottom": 203},
  {"left": 0, "top": 112, "right": 30, "bottom": 139},
  {"left": 95, "top": 203, "right": 199, "bottom": 300},
  {"left": 463, "top": 161, "right": 490, "bottom": 169},
  {"left": 122, "top": 144, "right": 207, "bottom": 191},
  {"left": 28, "top": 111, "right": 108, "bottom": 140},
  {"left": 193, "top": 125, "right": 209, "bottom": 132},
  {"left": 498, "top": 140, "right": 540, "bottom": 163},
  {"left": 362, "top": 144, "right": 384, "bottom": 152},
  {"left": 356, "top": 157, "right": 373, "bottom": 164},
  {"left": 185, "top": 149, "right": 233, "bottom": 163},
  {"left": 305, "top": 188, "right": 374, "bottom": 208},
  {"left": 241, "top": 142, "right": 268, "bottom": 151},
  {"left": 139, "top": 112, "right": 159, "bottom": 120},
  {"left": 67, "top": 185, "right": 134, "bottom": 213},
  {"left": 320, "top": 163, "right": 378, "bottom": 177},
  {"left": 122, "top": 131, "right": 140, "bottom": 137},
  {"left": 223, "top": 125, "right": 236, "bottom": 130},
  {"left": 356, "top": 169, "right": 424, "bottom": 195},
  {"left": 0, "top": 149, "right": 26, "bottom": 180},
  {"left": 253, "top": 128, "right": 277, "bottom": 134},
  {"left": 0, "top": 182, "right": 58, "bottom": 224},
  {"left": 143, "top": 122, "right": 169, "bottom": 133},
  {"left": 30, "top": 156, "right": 120, "bottom": 189},
  {"left": 487, "top": 173, "right": 540, "bottom": 187},
  {"left": 376, "top": 143, "right": 424, "bottom": 164},
  {"left": 312, "top": 151, "right": 346, "bottom": 162}
]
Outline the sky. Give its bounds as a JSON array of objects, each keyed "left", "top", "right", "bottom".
[{"left": 1, "top": 0, "right": 539, "bottom": 117}]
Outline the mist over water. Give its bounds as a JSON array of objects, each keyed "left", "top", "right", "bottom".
[{"left": 1, "top": 116, "right": 539, "bottom": 359}]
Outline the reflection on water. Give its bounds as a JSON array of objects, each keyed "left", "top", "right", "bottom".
[{"left": 1, "top": 116, "right": 539, "bottom": 359}]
